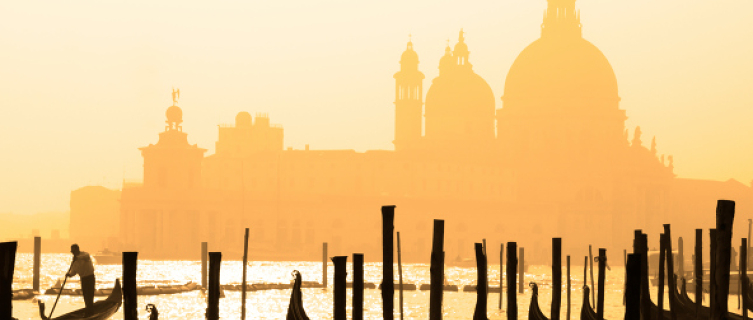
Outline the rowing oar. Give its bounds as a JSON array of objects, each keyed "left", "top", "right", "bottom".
[{"left": 47, "top": 260, "right": 75, "bottom": 320}]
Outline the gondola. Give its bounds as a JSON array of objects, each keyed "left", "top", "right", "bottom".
[
  {"left": 286, "top": 270, "right": 310, "bottom": 320},
  {"left": 580, "top": 285, "right": 601, "bottom": 320},
  {"left": 38, "top": 279, "right": 121, "bottom": 320},
  {"left": 674, "top": 276, "right": 744, "bottom": 320},
  {"left": 527, "top": 283, "right": 549, "bottom": 320}
]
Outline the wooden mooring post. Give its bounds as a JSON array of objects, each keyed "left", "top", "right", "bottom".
[
  {"left": 383, "top": 205, "right": 395, "bottom": 320},
  {"left": 323, "top": 242, "right": 328, "bottom": 288},
  {"left": 710, "top": 228, "right": 717, "bottom": 313},
  {"left": 473, "top": 243, "right": 487, "bottom": 320},
  {"left": 33, "top": 236, "right": 41, "bottom": 292},
  {"left": 658, "top": 233, "right": 666, "bottom": 317},
  {"left": 499, "top": 243, "right": 504, "bottom": 310},
  {"left": 430, "top": 219, "right": 444, "bottom": 320},
  {"left": 123, "top": 252, "right": 138, "bottom": 320},
  {"left": 624, "top": 253, "right": 640, "bottom": 320},
  {"left": 398, "top": 232, "right": 404, "bottom": 320},
  {"left": 678, "top": 236, "right": 684, "bottom": 279},
  {"left": 712, "top": 200, "right": 735, "bottom": 320},
  {"left": 552, "top": 238, "right": 561, "bottom": 320},
  {"left": 201, "top": 242, "right": 208, "bottom": 289},
  {"left": 622, "top": 249, "right": 627, "bottom": 306},
  {"left": 1, "top": 241, "right": 18, "bottom": 320},
  {"left": 353, "top": 253, "right": 364, "bottom": 320},
  {"left": 663, "top": 224, "right": 677, "bottom": 320},
  {"left": 206, "top": 252, "right": 222, "bottom": 320},
  {"left": 332, "top": 256, "right": 347, "bottom": 320},
  {"left": 241, "top": 228, "right": 249, "bottom": 320},
  {"left": 519, "top": 247, "right": 524, "bottom": 294},
  {"left": 596, "top": 248, "right": 606, "bottom": 319},
  {"left": 507, "top": 242, "right": 517, "bottom": 320},
  {"left": 695, "top": 228, "right": 702, "bottom": 313},
  {"left": 566, "top": 255, "right": 571, "bottom": 320},
  {"left": 742, "top": 238, "right": 748, "bottom": 320},
  {"left": 589, "top": 245, "right": 595, "bottom": 307}
]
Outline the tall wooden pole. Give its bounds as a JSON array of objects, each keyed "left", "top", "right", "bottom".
[
  {"left": 430, "top": 219, "right": 444, "bottom": 320},
  {"left": 473, "top": 243, "right": 488, "bottom": 320},
  {"left": 625, "top": 253, "right": 641, "bottom": 320},
  {"left": 206, "top": 252, "right": 222, "bottom": 320},
  {"left": 0, "top": 241, "right": 18, "bottom": 320},
  {"left": 353, "top": 253, "right": 364, "bottom": 320},
  {"left": 566, "top": 255, "right": 571, "bottom": 320},
  {"left": 201, "top": 242, "right": 208, "bottom": 289},
  {"left": 742, "top": 238, "right": 748, "bottom": 320},
  {"left": 241, "top": 228, "right": 249, "bottom": 320},
  {"left": 623, "top": 249, "right": 627, "bottom": 306},
  {"left": 638, "top": 232, "right": 650, "bottom": 320},
  {"left": 33, "top": 236, "right": 41, "bottom": 292},
  {"left": 658, "top": 233, "right": 666, "bottom": 319},
  {"left": 519, "top": 247, "right": 525, "bottom": 294},
  {"left": 499, "top": 244, "right": 504, "bottom": 310},
  {"left": 596, "top": 248, "right": 606, "bottom": 319},
  {"left": 712, "top": 200, "right": 735, "bottom": 320},
  {"left": 383, "top": 206, "right": 395, "bottom": 320},
  {"left": 589, "top": 245, "right": 595, "bottom": 307},
  {"left": 332, "top": 256, "right": 347, "bottom": 320},
  {"left": 695, "top": 229, "right": 702, "bottom": 316},
  {"left": 678, "top": 237, "right": 684, "bottom": 280},
  {"left": 663, "top": 224, "right": 677, "bottom": 320},
  {"left": 710, "top": 228, "right": 717, "bottom": 314},
  {"left": 123, "top": 252, "right": 138, "bottom": 320},
  {"left": 506, "top": 242, "right": 517, "bottom": 320},
  {"left": 552, "top": 238, "right": 562, "bottom": 320},
  {"left": 746, "top": 219, "right": 753, "bottom": 274},
  {"left": 323, "top": 242, "right": 328, "bottom": 288},
  {"left": 398, "top": 232, "right": 404, "bottom": 320}
]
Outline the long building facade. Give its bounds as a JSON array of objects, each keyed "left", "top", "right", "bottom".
[{"left": 115, "top": 0, "right": 753, "bottom": 262}]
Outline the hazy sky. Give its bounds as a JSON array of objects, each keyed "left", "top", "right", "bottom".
[{"left": 1, "top": 0, "right": 752, "bottom": 215}]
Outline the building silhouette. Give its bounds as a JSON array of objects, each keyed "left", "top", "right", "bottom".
[{"left": 82, "top": 0, "right": 753, "bottom": 261}]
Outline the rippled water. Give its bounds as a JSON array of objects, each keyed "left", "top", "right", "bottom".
[{"left": 10, "top": 253, "right": 742, "bottom": 319}]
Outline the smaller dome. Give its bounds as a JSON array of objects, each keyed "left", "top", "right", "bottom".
[
  {"left": 235, "top": 112, "right": 252, "bottom": 127},
  {"left": 166, "top": 105, "right": 182, "bottom": 124}
]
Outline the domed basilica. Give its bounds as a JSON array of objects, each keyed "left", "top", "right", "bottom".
[{"left": 104, "top": 0, "right": 753, "bottom": 262}]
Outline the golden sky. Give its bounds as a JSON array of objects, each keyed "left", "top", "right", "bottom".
[{"left": 1, "top": 0, "right": 752, "bottom": 215}]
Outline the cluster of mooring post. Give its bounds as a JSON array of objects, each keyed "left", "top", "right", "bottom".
[{"left": 7, "top": 199, "right": 753, "bottom": 320}]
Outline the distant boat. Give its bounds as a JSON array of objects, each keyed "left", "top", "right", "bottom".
[
  {"left": 38, "top": 279, "right": 121, "bottom": 320},
  {"left": 93, "top": 249, "right": 120, "bottom": 265}
]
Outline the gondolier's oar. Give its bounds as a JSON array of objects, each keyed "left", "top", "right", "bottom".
[{"left": 47, "top": 260, "right": 75, "bottom": 320}]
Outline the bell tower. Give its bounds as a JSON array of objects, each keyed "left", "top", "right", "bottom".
[{"left": 393, "top": 36, "right": 425, "bottom": 151}]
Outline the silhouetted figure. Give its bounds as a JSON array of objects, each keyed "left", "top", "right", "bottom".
[
  {"left": 146, "top": 304, "right": 159, "bottom": 320},
  {"left": 67, "top": 244, "right": 95, "bottom": 315},
  {"left": 287, "top": 270, "right": 309, "bottom": 320}
]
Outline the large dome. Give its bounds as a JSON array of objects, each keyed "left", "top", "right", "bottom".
[{"left": 503, "top": 36, "right": 619, "bottom": 112}]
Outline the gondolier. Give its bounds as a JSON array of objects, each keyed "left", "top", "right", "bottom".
[{"left": 66, "top": 244, "right": 96, "bottom": 314}]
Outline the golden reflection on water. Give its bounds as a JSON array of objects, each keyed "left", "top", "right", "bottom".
[{"left": 12, "top": 253, "right": 637, "bottom": 319}]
